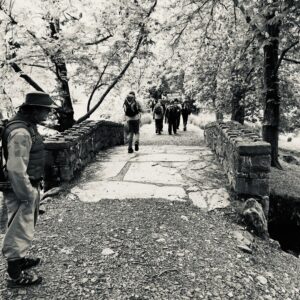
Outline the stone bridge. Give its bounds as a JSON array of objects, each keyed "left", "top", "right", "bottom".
[{"left": 70, "top": 124, "right": 230, "bottom": 211}]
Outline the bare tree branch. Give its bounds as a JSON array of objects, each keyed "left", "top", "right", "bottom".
[
  {"left": 276, "top": 41, "right": 299, "bottom": 73},
  {"left": 86, "top": 61, "right": 110, "bottom": 112},
  {"left": 9, "top": 62, "right": 45, "bottom": 92},
  {"left": 22, "top": 62, "right": 55, "bottom": 71},
  {"left": 85, "top": 33, "right": 113, "bottom": 46},
  {"left": 283, "top": 57, "right": 300, "bottom": 64}
]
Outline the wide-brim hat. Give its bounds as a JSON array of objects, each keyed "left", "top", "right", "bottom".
[
  {"left": 20, "top": 92, "right": 57, "bottom": 109},
  {"left": 128, "top": 91, "right": 135, "bottom": 97}
]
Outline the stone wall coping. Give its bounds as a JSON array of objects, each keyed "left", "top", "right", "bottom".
[
  {"left": 205, "top": 121, "right": 268, "bottom": 150},
  {"left": 44, "top": 119, "right": 123, "bottom": 150},
  {"left": 236, "top": 142, "right": 271, "bottom": 156}
]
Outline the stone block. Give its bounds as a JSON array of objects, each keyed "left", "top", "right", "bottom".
[
  {"left": 237, "top": 142, "right": 271, "bottom": 156},
  {"left": 44, "top": 140, "right": 70, "bottom": 150},
  {"left": 238, "top": 155, "right": 271, "bottom": 173},
  {"left": 233, "top": 177, "right": 269, "bottom": 196}
]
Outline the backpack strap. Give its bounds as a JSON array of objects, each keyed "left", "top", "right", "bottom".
[
  {"left": 6, "top": 120, "right": 35, "bottom": 139},
  {"left": 2, "top": 120, "right": 36, "bottom": 160}
]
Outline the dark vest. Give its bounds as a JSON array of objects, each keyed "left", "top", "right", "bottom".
[{"left": 3, "top": 113, "right": 45, "bottom": 182}]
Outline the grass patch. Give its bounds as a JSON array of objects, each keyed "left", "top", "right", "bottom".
[{"left": 270, "top": 160, "right": 300, "bottom": 200}]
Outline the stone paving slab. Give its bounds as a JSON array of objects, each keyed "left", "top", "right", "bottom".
[
  {"left": 71, "top": 181, "right": 187, "bottom": 202},
  {"left": 189, "top": 188, "right": 231, "bottom": 211},
  {"left": 130, "top": 153, "right": 201, "bottom": 162},
  {"left": 92, "top": 162, "right": 128, "bottom": 180},
  {"left": 124, "top": 162, "right": 185, "bottom": 185}
]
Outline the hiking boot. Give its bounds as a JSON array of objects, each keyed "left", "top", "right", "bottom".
[
  {"left": 128, "top": 148, "right": 133, "bottom": 153},
  {"left": 7, "top": 271, "right": 42, "bottom": 288},
  {"left": 20, "top": 258, "right": 41, "bottom": 270},
  {"left": 135, "top": 143, "right": 139, "bottom": 151}
]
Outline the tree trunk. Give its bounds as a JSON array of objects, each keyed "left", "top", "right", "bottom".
[
  {"left": 231, "top": 85, "right": 245, "bottom": 124},
  {"left": 51, "top": 51, "right": 75, "bottom": 131},
  {"left": 262, "top": 11, "right": 282, "bottom": 168},
  {"left": 50, "top": 19, "right": 75, "bottom": 131}
]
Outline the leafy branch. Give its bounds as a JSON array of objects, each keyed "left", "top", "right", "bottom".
[{"left": 76, "top": 0, "right": 158, "bottom": 124}]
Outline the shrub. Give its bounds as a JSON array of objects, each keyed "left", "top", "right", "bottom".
[
  {"left": 189, "top": 112, "right": 216, "bottom": 129},
  {"left": 141, "top": 113, "right": 153, "bottom": 125}
]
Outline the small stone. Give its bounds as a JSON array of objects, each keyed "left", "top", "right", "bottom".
[
  {"left": 156, "top": 238, "right": 166, "bottom": 243},
  {"left": 18, "top": 290, "right": 27, "bottom": 295},
  {"left": 237, "top": 244, "right": 252, "bottom": 254},
  {"left": 101, "top": 248, "right": 115, "bottom": 256},
  {"left": 257, "top": 275, "right": 268, "bottom": 285},
  {"left": 228, "top": 292, "right": 234, "bottom": 298},
  {"left": 42, "top": 187, "right": 63, "bottom": 199},
  {"left": 81, "top": 278, "right": 89, "bottom": 284},
  {"left": 91, "top": 277, "right": 98, "bottom": 283},
  {"left": 181, "top": 215, "right": 189, "bottom": 221}
]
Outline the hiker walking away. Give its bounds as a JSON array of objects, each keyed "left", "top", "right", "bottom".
[
  {"left": 153, "top": 99, "right": 164, "bottom": 135},
  {"left": 174, "top": 98, "right": 182, "bottom": 130},
  {"left": 1, "top": 92, "right": 55, "bottom": 288},
  {"left": 150, "top": 98, "right": 157, "bottom": 112},
  {"left": 123, "top": 91, "right": 142, "bottom": 153},
  {"left": 182, "top": 99, "right": 191, "bottom": 131},
  {"left": 165, "top": 100, "right": 178, "bottom": 135}
]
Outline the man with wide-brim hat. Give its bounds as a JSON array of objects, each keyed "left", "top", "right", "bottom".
[{"left": 1, "top": 91, "right": 54, "bottom": 287}]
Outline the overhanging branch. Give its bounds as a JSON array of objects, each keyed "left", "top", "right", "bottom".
[
  {"left": 76, "top": 0, "right": 158, "bottom": 123},
  {"left": 283, "top": 57, "right": 300, "bottom": 64},
  {"left": 85, "top": 34, "right": 113, "bottom": 46},
  {"left": 9, "top": 62, "right": 45, "bottom": 92},
  {"left": 276, "top": 41, "right": 299, "bottom": 73},
  {"left": 76, "top": 33, "right": 144, "bottom": 123}
]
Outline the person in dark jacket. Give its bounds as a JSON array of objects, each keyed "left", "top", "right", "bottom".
[
  {"left": 174, "top": 98, "right": 182, "bottom": 130},
  {"left": 2, "top": 92, "right": 55, "bottom": 288},
  {"left": 123, "top": 91, "right": 143, "bottom": 153},
  {"left": 181, "top": 100, "right": 191, "bottom": 131},
  {"left": 165, "top": 100, "right": 178, "bottom": 135},
  {"left": 153, "top": 99, "right": 164, "bottom": 134}
]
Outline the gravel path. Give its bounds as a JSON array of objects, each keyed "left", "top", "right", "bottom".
[{"left": 0, "top": 123, "right": 299, "bottom": 299}]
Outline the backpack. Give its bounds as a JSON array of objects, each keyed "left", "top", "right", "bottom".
[
  {"left": 154, "top": 105, "right": 163, "bottom": 116},
  {"left": 168, "top": 105, "right": 178, "bottom": 119},
  {"left": 182, "top": 102, "right": 191, "bottom": 114},
  {"left": 0, "top": 119, "right": 34, "bottom": 191},
  {"left": 124, "top": 100, "right": 139, "bottom": 117},
  {"left": 0, "top": 119, "right": 9, "bottom": 189}
]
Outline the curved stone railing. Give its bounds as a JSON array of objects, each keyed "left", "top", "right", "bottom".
[
  {"left": 204, "top": 121, "right": 271, "bottom": 197},
  {"left": 44, "top": 120, "right": 124, "bottom": 189}
]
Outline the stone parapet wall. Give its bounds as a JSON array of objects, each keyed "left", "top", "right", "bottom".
[
  {"left": 44, "top": 120, "right": 124, "bottom": 189},
  {"left": 204, "top": 121, "right": 271, "bottom": 197}
]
